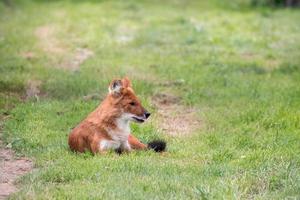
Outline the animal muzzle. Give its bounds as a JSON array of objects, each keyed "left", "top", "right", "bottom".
[
  {"left": 144, "top": 111, "right": 151, "bottom": 119},
  {"left": 132, "top": 111, "right": 151, "bottom": 123}
]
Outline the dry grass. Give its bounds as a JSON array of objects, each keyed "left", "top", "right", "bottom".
[{"left": 152, "top": 93, "right": 201, "bottom": 136}]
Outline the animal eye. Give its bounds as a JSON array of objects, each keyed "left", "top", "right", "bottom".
[{"left": 129, "top": 101, "right": 136, "bottom": 106}]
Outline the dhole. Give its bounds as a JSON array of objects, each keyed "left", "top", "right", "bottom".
[{"left": 68, "top": 77, "right": 165, "bottom": 154}]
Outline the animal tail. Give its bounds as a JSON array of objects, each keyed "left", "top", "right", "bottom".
[{"left": 147, "top": 140, "right": 167, "bottom": 152}]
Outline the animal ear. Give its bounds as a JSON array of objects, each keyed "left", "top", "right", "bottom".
[
  {"left": 108, "top": 79, "right": 123, "bottom": 95},
  {"left": 122, "top": 77, "right": 132, "bottom": 88}
]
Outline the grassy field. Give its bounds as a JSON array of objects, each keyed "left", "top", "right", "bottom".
[{"left": 1, "top": 0, "right": 300, "bottom": 199}]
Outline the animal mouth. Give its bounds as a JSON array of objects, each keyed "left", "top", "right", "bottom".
[{"left": 132, "top": 116, "right": 145, "bottom": 123}]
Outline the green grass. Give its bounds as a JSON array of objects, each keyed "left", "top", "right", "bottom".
[{"left": 1, "top": 0, "right": 300, "bottom": 199}]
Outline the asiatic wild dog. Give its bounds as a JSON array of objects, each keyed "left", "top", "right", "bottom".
[{"left": 68, "top": 77, "right": 166, "bottom": 154}]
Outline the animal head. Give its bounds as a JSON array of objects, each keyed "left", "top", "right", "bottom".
[{"left": 108, "top": 77, "right": 150, "bottom": 123}]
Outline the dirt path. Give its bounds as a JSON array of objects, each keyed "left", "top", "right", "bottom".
[
  {"left": 61, "top": 48, "right": 94, "bottom": 71},
  {"left": 35, "top": 24, "right": 65, "bottom": 54},
  {"left": 34, "top": 24, "right": 94, "bottom": 71},
  {"left": 0, "top": 137, "right": 33, "bottom": 199},
  {"left": 152, "top": 92, "right": 201, "bottom": 136}
]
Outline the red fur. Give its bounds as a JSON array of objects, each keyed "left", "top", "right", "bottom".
[{"left": 68, "top": 77, "right": 148, "bottom": 154}]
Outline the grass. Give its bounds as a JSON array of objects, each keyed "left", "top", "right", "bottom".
[{"left": 1, "top": 0, "right": 300, "bottom": 199}]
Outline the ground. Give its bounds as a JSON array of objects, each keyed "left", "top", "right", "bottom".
[{"left": 0, "top": 0, "right": 300, "bottom": 199}]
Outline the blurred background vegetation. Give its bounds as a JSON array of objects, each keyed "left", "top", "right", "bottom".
[
  {"left": 0, "top": 0, "right": 299, "bottom": 199},
  {"left": 1, "top": 0, "right": 300, "bottom": 7},
  {"left": 251, "top": 0, "right": 300, "bottom": 7}
]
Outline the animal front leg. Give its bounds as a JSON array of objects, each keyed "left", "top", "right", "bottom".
[
  {"left": 120, "top": 140, "right": 132, "bottom": 153},
  {"left": 115, "top": 140, "right": 132, "bottom": 154},
  {"left": 128, "top": 134, "right": 147, "bottom": 150}
]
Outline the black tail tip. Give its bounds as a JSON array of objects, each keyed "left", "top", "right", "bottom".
[{"left": 147, "top": 140, "right": 167, "bottom": 152}]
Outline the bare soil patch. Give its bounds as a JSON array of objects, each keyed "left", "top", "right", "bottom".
[
  {"left": 25, "top": 80, "right": 41, "bottom": 100},
  {"left": 35, "top": 25, "right": 94, "bottom": 71},
  {"left": 61, "top": 48, "right": 94, "bottom": 71},
  {"left": 0, "top": 138, "right": 33, "bottom": 199},
  {"left": 20, "top": 51, "right": 36, "bottom": 60},
  {"left": 240, "top": 52, "right": 257, "bottom": 60},
  {"left": 152, "top": 93, "right": 201, "bottom": 136},
  {"left": 35, "top": 25, "right": 65, "bottom": 54}
]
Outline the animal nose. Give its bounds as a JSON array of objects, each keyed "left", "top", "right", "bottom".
[{"left": 145, "top": 112, "right": 151, "bottom": 119}]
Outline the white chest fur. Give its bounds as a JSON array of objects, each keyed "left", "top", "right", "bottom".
[
  {"left": 100, "top": 114, "right": 131, "bottom": 151},
  {"left": 110, "top": 114, "right": 130, "bottom": 141}
]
